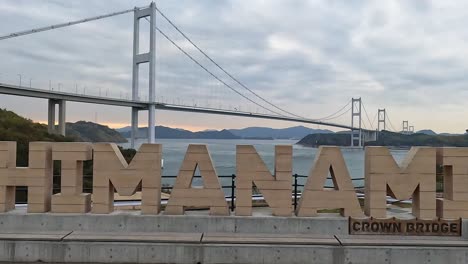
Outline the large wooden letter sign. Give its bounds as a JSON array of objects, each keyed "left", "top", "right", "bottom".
[
  {"left": 51, "top": 143, "right": 92, "bottom": 213},
  {"left": 297, "top": 146, "right": 363, "bottom": 217},
  {"left": 236, "top": 145, "right": 292, "bottom": 216},
  {"left": 436, "top": 148, "right": 468, "bottom": 218},
  {"left": 365, "top": 147, "right": 436, "bottom": 219},
  {"left": 165, "top": 144, "right": 229, "bottom": 215},
  {"left": 0, "top": 142, "right": 52, "bottom": 213},
  {"left": 92, "top": 143, "right": 162, "bottom": 214}
]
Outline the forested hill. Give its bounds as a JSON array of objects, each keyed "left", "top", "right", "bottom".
[
  {"left": 0, "top": 109, "right": 74, "bottom": 165},
  {"left": 297, "top": 130, "right": 468, "bottom": 147},
  {"left": 366, "top": 130, "right": 468, "bottom": 147},
  {"left": 0, "top": 109, "right": 73, "bottom": 143},
  {"left": 66, "top": 121, "right": 127, "bottom": 143},
  {"left": 0, "top": 109, "right": 127, "bottom": 143}
]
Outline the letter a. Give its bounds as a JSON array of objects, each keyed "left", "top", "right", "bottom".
[
  {"left": 165, "top": 145, "right": 229, "bottom": 215},
  {"left": 297, "top": 146, "right": 363, "bottom": 217}
]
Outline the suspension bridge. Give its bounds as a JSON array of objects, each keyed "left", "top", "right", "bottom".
[{"left": 0, "top": 2, "right": 406, "bottom": 148}]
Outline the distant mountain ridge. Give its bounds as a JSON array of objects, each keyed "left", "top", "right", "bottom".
[
  {"left": 415, "top": 129, "right": 462, "bottom": 136},
  {"left": 118, "top": 126, "right": 240, "bottom": 139},
  {"left": 117, "top": 125, "right": 332, "bottom": 139},
  {"left": 229, "top": 126, "right": 333, "bottom": 139}
]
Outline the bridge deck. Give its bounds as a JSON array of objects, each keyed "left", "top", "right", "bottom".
[{"left": 0, "top": 83, "right": 374, "bottom": 132}]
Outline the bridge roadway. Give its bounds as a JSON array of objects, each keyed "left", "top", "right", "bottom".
[{"left": 0, "top": 83, "right": 369, "bottom": 132}]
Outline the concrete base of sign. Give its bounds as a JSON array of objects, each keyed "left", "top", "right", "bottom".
[{"left": 0, "top": 209, "right": 468, "bottom": 263}]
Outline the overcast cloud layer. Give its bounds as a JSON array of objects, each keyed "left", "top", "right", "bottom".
[{"left": 0, "top": 0, "right": 467, "bottom": 133}]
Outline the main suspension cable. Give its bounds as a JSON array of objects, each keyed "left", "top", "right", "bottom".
[{"left": 0, "top": 6, "right": 148, "bottom": 41}]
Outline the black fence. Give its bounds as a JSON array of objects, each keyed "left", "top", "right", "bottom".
[{"left": 16, "top": 174, "right": 365, "bottom": 211}]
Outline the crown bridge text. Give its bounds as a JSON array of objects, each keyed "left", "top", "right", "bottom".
[{"left": 0, "top": 141, "right": 467, "bottom": 219}]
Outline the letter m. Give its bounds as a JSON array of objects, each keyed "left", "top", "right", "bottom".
[
  {"left": 364, "top": 147, "right": 436, "bottom": 219},
  {"left": 92, "top": 143, "right": 161, "bottom": 214}
]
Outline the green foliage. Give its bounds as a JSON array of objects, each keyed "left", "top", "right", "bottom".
[
  {"left": 0, "top": 108, "right": 138, "bottom": 202},
  {"left": 367, "top": 130, "right": 468, "bottom": 147},
  {"left": 298, "top": 130, "right": 468, "bottom": 147},
  {"left": 0, "top": 108, "right": 74, "bottom": 166},
  {"left": 297, "top": 133, "right": 350, "bottom": 147}
]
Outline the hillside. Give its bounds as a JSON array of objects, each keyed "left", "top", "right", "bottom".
[
  {"left": 229, "top": 125, "right": 333, "bottom": 139},
  {"left": 416, "top": 129, "right": 437, "bottom": 136},
  {"left": 0, "top": 109, "right": 74, "bottom": 165},
  {"left": 0, "top": 109, "right": 74, "bottom": 143},
  {"left": 66, "top": 121, "right": 127, "bottom": 143},
  {"left": 297, "top": 133, "right": 351, "bottom": 147},
  {"left": 0, "top": 108, "right": 135, "bottom": 203},
  {"left": 0, "top": 108, "right": 127, "bottom": 144},
  {"left": 366, "top": 131, "right": 468, "bottom": 147},
  {"left": 297, "top": 130, "right": 468, "bottom": 147}
]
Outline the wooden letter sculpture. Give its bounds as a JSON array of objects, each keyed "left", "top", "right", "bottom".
[
  {"left": 365, "top": 147, "right": 436, "bottom": 219},
  {"left": 0, "top": 141, "right": 52, "bottom": 212},
  {"left": 165, "top": 144, "right": 229, "bottom": 215},
  {"left": 296, "top": 146, "right": 363, "bottom": 217},
  {"left": 92, "top": 143, "right": 162, "bottom": 214},
  {"left": 436, "top": 148, "right": 468, "bottom": 218},
  {"left": 51, "top": 143, "right": 92, "bottom": 213},
  {"left": 236, "top": 145, "right": 293, "bottom": 216}
]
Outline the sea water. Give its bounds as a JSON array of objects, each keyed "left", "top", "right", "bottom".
[{"left": 120, "top": 138, "right": 408, "bottom": 194}]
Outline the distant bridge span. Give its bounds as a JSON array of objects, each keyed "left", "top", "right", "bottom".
[{"left": 0, "top": 83, "right": 372, "bottom": 132}]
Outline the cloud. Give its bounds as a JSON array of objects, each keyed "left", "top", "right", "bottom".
[{"left": 0, "top": 0, "right": 467, "bottom": 133}]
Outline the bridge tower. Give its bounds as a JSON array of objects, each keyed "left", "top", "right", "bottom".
[
  {"left": 350, "top": 98, "right": 362, "bottom": 147},
  {"left": 131, "top": 2, "right": 157, "bottom": 148},
  {"left": 402, "top": 120, "right": 409, "bottom": 134},
  {"left": 47, "top": 99, "right": 66, "bottom": 136},
  {"left": 377, "top": 109, "right": 386, "bottom": 131}
]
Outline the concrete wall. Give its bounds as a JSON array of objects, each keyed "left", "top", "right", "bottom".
[
  {"left": 0, "top": 211, "right": 348, "bottom": 235},
  {"left": 1, "top": 241, "right": 468, "bottom": 264},
  {"left": 0, "top": 211, "right": 467, "bottom": 263}
]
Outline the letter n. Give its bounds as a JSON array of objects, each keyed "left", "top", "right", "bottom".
[
  {"left": 296, "top": 146, "right": 363, "bottom": 217},
  {"left": 436, "top": 148, "right": 468, "bottom": 218},
  {"left": 165, "top": 145, "right": 229, "bottom": 215},
  {"left": 92, "top": 143, "right": 161, "bottom": 214},
  {"left": 364, "top": 147, "right": 436, "bottom": 219},
  {"left": 0, "top": 141, "right": 52, "bottom": 213},
  {"left": 236, "top": 145, "right": 292, "bottom": 216}
]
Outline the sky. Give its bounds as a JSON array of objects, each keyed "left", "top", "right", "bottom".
[{"left": 0, "top": 0, "right": 467, "bottom": 133}]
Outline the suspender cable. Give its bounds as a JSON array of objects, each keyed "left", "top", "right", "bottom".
[{"left": 155, "top": 6, "right": 308, "bottom": 119}]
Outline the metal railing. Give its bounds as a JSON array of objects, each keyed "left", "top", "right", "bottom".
[{"left": 15, "top": 174, "right": 365, "bottom": 211}]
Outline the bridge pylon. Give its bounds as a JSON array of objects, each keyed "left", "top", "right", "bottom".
[
  {"left": 47, "top": 99, "right": 66, "bottom": 136},
  {"left": 350, "top": 98, "right": 362, "bottom": 147},
  {"left": 377, "top": 109, "right": 386, "bottom": 131},
  {"left": 402, "top": 120, "right": 409, "bottom": 134},
  {"left": 131, "top": 2, "right": 157, "bottom": 148},
  {"left": 377, "top": 108, "right": 385, "bottom": 139}
]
